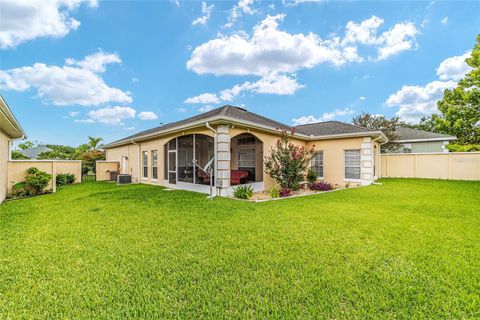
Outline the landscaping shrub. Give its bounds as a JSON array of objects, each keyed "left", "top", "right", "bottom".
[
  {"left": 233, "top": 185, "right": 254, "bottom": 199},
  {"left": 264, "top": 129, "right": 314, "bottom": 191},
  {"left": 56, "top": 173, "right": 76, "bottom": 186},
  {"left": 309, "top": 182, "right": 333, "bottom": 191},
  {"left": 446, "top": 143, "right": 480, "bottom": 152},
  {"left": 25, "top": 167, "right": 52, "bottom": 195},
  {"left": 268, "top": 185, "right": 280, "bottom": 198},
  {"left": 279, "top": 188, "right": 293, "bottom": 197},
  {"left": 306, "top": 169, "right": 317, "bottom": 184},
  {"left": 10, "top": 182, "right": 31, "bottom": 198}
]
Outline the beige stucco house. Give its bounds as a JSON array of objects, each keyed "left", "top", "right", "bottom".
[
  {"left": 103, "top": 105, "right": 387, "bottom": 196},
  {"left": 1, "top": 96, "right": 26, "bottom": 203}
]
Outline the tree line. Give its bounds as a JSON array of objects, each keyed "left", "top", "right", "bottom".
[{"left": 352, "top": 34, "right": 480, "bottom": 153}]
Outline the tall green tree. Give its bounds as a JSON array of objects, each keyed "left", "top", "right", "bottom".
[
  {"left": 433, "top": 35, "right": 480, "bottom": 144},
  {"left": 352, "top": 113, "right": 405, "bottom": 153},
  {"left": 87, "top": 136, "right": 103, "bottom": 150},
  {"left": 17, "top": 141, "right": 35, "bottom": 150}
]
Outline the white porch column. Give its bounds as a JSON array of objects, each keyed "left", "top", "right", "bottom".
[
  {"left": 216, "top": 125, "right": 231, "bottom": 190},
  {"left": 360, "top": 137, "right": 374, "bottom": 185}
]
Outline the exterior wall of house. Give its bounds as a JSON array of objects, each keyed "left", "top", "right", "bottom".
[
  {"left": 0, "top": 129, "right": 10, "bottom": 203},
  {"left": 96, "top": 161, "right": 120, "bottom": 181},
  {"left": 104, "top": 124, "right": 378, "bottom": 192},
  {"left": 410, "top": 141, "right": 448, "bottom": 153},
  {"left": 306, "top": 137, "right": 376, "bottom": 187},
  {"left": 7, "top": 160, "right": 82, "bottom": 194},
  {"left": 105, "top": 128, "right": 214, "bottom": 185},
  {"left": 381, "top": 152, "right": 480, "bottom": 180}
]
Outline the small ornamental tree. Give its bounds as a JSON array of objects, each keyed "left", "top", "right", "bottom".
[{"left": 264, "top": 129, "right": 314, "bottom": 191}]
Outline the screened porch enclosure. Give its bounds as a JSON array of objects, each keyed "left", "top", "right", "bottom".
[
  {"left": 230, "top": 133, "right": 264, "bottom": 185},
  {"left": 163, "top": 134, "right": 214, "bottom": 188}
]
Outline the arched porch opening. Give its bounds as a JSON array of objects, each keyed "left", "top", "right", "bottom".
[
  {"left": 163, "top": 134, "right": 214, "bottom": 188},
  {"left": 230, "top": 133, "right": 264, "bottom": 185}
]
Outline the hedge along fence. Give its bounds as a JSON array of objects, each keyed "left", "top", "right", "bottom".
[
  {"left": 381, "top": 152, "right": 480, "bottom": 181},
  {"left": 95, "top": 161, "right": 119, "bottom": 181},
  {"left": 7, "top": 160, "right": 82, "bottom": 193}
]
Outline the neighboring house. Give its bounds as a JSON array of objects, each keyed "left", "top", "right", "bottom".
[
  {"left": 103, "top": 105, "right": 387, "bottom": 196},
  {"left": 0, "top": 96, "right": 26, "bottom": 204},
  {"left": 392, "top": 127, "right": 456, "bottom": 153},
  {"left": 18, "top": 145, "right": 52, "bottom": 159}
]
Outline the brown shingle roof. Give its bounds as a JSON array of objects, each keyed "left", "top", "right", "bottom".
[{"left": 105, "top": 105, "right": 382, "bottom": 147}]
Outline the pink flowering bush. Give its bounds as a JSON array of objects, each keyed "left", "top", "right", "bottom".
[{"left": 264, "top": 129, "right": 314, "bottom": 191}]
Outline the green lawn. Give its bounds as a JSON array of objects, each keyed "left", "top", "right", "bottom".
[{"left": 1, "top": 179, "right": 479, "bottom": 318}]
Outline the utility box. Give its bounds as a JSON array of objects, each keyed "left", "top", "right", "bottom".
[{"left": 117, "top": 174, "right": 132, "bottom": 184}]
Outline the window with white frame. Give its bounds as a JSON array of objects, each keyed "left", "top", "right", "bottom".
[
  {"left": 344, "top": 149, "right": 361, "bottom": 180},
  {"left": 151, "top": 150, "right": 158, "bottom": 180},
  {"left": 238, "top": 149, "right": 255, "bottom": 168},
  {"left": 311, "top": 151, "right": 324, "bottom": 178},
  {"left": 402, "top": 143, "right": 412, "bottom": 153},
  {"left": 142, "top": 151, "right": 148, "bottom": 179}
]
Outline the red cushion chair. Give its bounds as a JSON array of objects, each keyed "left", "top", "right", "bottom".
[{"left": 231, "top": 170, "right": 249, "bottom": 185}]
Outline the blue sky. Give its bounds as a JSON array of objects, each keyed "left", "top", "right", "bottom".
[{"left": 1, "top": 0, "right": 479, "bottom": 146}]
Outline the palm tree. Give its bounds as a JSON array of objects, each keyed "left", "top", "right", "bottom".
[{"left": 87, "top": 136, "right": 103, "bottom": 150}]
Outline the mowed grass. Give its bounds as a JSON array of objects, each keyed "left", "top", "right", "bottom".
[{"left": 1, "top": 179, "right": 479, "bottom": 319}]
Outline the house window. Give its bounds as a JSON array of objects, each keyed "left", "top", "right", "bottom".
[
  {"left": 238, "top": 136, "right": 256, "bottom": 145},
  {"left": 345, "top": 149, "right": 361, "bottom": 180},
  {"left": 402, "top": 143, "right": 412, "bottom": 153},
  {"left": 151, "top": 150, "right": 158, "bottom": 180},
  {"left": 142, "top": 151, "right": 148, "bottom": 179},
  {"left": 238, "top": 148, "right": 256, "bottom": 181},
  {"left": 311, "top": 151, "right": 324, "bottom": 178}
]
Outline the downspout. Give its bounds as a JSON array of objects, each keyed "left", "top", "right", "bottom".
[
  {"left": 205, "top": 122, "right": 217, "bottom": 194},
  {"left": 131, "top": 139, "right": 141, "bottom": 183},
  {"left": 372, "top": 134, "right": 386, "bottom": 181}
]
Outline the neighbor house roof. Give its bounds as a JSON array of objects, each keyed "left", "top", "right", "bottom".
[
  {"left": 0, "top": 95, "right": 26, "bottom": 139},
  {"left": 104, "top": 105, "right": 387, "bottom": 148},
  {"left": 393, "top": 127, "right": 456, "bottom": 142},
  {"left": 295, "top": 121, "right": 376, "bottom": 136},
  {"left": 19, "top": 145, "right": 52, "bottom": 159}
]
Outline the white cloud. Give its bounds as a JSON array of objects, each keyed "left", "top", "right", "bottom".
[
  {"left": 189, "top": 14, "right": 364, "bottom": 77},
  {"left": 123, "top": 126, "right": 136, "bottom": 131},
  {"left": 84, "top": 106, "right": 136, "bottom": 125},
  {"left": 441, "top": 17, "right": 448, "bottom": 24},
  {"left": 343, "top": 16, "right": 384, "bottom": 45},
  {"left": 188, "top": 14, "right": 417, "bottom": 77},
  {"left": 0, "top": 0, "right": 98, "bottom": 49},
  {"left": 192, "top": 2, "right": 214, "bottom": 26},
  {"left": 131, "top": 77, "right": 140, "bottom": 83},
  {"left": 292, "top": 108, "right": 355, "bottom": 125},
  {"left": 0, "top": 51, "right": 131, "bottom": 106},
  {"left": 176, "top": 107, "right": 187, "bottom": 113},
  {"left": 283, "top": 0, "right": 324, "bottom": 6},
  {"left": 436, "top": 51, "right": 472, "bottom": 81},
  {"left": 225, "top": 0, "right": 255, "bottom": 28},
  {"left": 184, "top": 92, "right": 220, "bottom": 104},
  {"left": 68, "top": 111, "right": 79, "bottom": 117},
  {"left": 74, "top": 119, "right": 95, "bottom": 124},
  {"left": 198, "top": 105, "right": 214, "bottom": 113},
  {"left": 376, "top": 22, "right": 418, "bottom": 60},
  {"left": 387, "top": 52, "right": 472, "bottom": 122},
  {"left": 65, "top": 50, "right": 121, "bottom": 72},
  {"left": 220, "top": 73, "right": 303, "bottom": 101},
  {"left": 386, "top": 81, "right": 457, "bottom": 123},
  {"left": 138, "top": 111, "right": 158, "bottom": 120},
  {"left": 359, "top": 96, "right": 366, "bottom": 100}
]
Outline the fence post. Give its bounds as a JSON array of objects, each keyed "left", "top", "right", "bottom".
[{"left": 52, "top": 161, "right": 57, "bottom": 193}]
